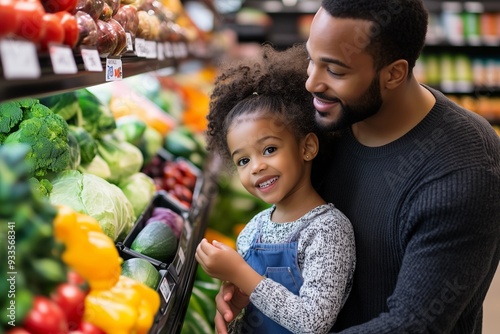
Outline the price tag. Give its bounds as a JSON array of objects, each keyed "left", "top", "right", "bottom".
[
  {"left": 81, "top": 48, "right": 103, "bottom": 72},
  {"left": 145, "top": 40, "right": 157, "bottom": 59},
  {"left": 159, "top": 276, "right": 173, "bottom": 303},
  {"left": 178, "top": 42, "right": 188, "bottom": 58},
  {"left": 105, "top": 58, "right": 122, "bottom": 81},
  {"left": 125, "top": 32, "right": 133, "bottom": 52},
  {"left": 175, "top": 247, "right": 185, "bottom": 274},
  {"left": 49, "top": 44, "right": 78, "bottom": 74},
  {"left": 157, "top": 42, "right": 165, "bottom": 61},
  {"left": 0, "top": 39, "right": 40, "bottom": 79},
  {"left": 164, "top": 42, "right": 174, "bottom": 58},
  {"left": 135, "top": 38, "right": 146, "bottom": 57}
]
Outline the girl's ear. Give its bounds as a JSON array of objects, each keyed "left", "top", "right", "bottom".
[{"left": 303, "top": 133, "right": 319, "bottom": 161}]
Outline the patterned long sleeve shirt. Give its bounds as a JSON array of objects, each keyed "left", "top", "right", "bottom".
[{"left": 234, "top": 203, "right": 356, "bottom": 334}]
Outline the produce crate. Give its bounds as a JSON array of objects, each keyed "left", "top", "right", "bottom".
[
  {"left": 142, "top": 148, "right": 204, "bottom": 214},
  {"left": 118, "top": 192, "right": 193, "bottom": 280}
]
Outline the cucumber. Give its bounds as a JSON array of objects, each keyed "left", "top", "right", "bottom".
[
  {"left": 131, "top": 221, "right": 178, "bottom": 263},
  {"left": 121, "top": 258, "right": 161, "bottom": 290}
]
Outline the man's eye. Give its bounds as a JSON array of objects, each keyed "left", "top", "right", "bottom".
[
  {"left": 327, "top": 68, "right": 345, "bottom": 77},
  {"left": 264, "top": 147, "right": 277, "bottom": 155}
]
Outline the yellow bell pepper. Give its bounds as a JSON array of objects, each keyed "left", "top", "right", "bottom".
[
  {"left": 53, "top": 205, "right": 122, "bottom": 290},
  {"left": 117, "top": 276, "right": 161, "bottom": 334},
  {"left": 84, "top": 276, "right": 161, "bottom": 334},
  {"left": 84, "top": 289, "right": 138, "bottom": 334}
]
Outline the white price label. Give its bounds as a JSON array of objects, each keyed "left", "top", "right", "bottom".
[
  {"left": 81, "top": 48, "right": 103, "bottom": 72},
  {"left": 105, "top": 58, "right": 122, "bottom": 81},
  {"left": 0, "top": 39, "right": 40, "bottom": 79},
  {"left": 49, "top": 44, "right": 77, "bottom": 74},
  {"left": 145, "top": 40, "right": 157, "bottom": 59},
  {"left": 159, "top": 277, "right": 173, "bottom": 303},
  {"left": 125, "top": 32, "right": 133, "bottom": 52},
  {"left": 135, "top": 38, "right": 146, "bottom": 57},
  {"left": 164, "top": 42, "right": 174, "bottom": 58},
  {"left": 157, "top": 42, "right": 165, "bottom": 61}
]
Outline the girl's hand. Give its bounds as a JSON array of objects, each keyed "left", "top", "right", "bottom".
[{"left": 195, "top": 238, "right": 246, "bottom": 282}]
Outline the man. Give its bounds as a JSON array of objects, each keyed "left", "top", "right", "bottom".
[{"left": 214, "top": 0, "right": 500, "bottom": 333}]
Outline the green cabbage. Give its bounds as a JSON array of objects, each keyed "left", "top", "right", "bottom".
[
  {"left": 77, "top": 154, "right": 112, "bottom": 181},
  {"left": 97, "top": 134, "right": 144, "bottom": 184},
  {"left": 118, "top": 172, "right": 156, "bottom": 217},
  {"left": 49, "top": 170, "right": 136, "bottom": 241}
]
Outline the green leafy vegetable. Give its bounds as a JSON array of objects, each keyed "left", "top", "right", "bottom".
[
  {"left": 68, "top": 125, "right": 97, "bottom": 164},
  {"left": 118, "top": 172, "right": 156, "bottom": 217},
  {"left": 0, "top": 101, "right": 24, "bottom": 134},
  {"left": 49, "top": 170, "right": 136, "bottom": 241},
  {"left": 2, "top": 99, "right": 71, "bottom": 178},
  {"left": 76, "top": 89, "right": 116, "bottom": 139},
  {"left": 97, "top": 134, "right": 144, "bottom": 184}
]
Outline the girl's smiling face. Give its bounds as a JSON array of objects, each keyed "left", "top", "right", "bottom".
[{"left": 227, "top": 114, "right": 312, "bottom": 206}]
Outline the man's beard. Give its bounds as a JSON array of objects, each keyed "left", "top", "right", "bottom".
[{"left": 315, "top": 74, "right": 383, "bottom": 132}]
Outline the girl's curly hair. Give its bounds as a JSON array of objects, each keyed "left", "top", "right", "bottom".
[{"left": 206, "top": 43, "right": 316, "bottom": 168}]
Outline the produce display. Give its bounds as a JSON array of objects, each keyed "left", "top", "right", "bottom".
[
  {"left": 0, "top": 61, "right": 223, "bottom": 333},
  {"left": 0, "top": 0, "right": 204, "bottom": 57}
]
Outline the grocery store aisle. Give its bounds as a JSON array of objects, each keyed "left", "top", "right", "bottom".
[{"left": 483, "top": 265, "right": 500, "bottom": 334}]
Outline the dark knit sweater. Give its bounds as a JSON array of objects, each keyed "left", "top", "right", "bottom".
[{"left": 318, "top": 86, "right": 500, "bottom": 333}]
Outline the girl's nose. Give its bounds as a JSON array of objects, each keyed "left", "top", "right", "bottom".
[{"left": 251, "top": 158, "right": 266, "bottom": 174}]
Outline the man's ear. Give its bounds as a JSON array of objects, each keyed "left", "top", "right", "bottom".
[
  {"left": 303, "top": 133, "right": 319, "bottom": 161},
  {"left": 383, "top": 59, "right": 408, "bottom": 90}
]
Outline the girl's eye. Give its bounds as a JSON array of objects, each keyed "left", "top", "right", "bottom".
[
  {"left": 264, "top": 147, "right": 277, "bottom": 155},
  {"left": 236, "top": 157, "right": 249, "bottom": 166}
]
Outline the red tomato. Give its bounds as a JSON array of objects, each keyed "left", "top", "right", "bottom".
[
  {"left": 41, "top": 0, "right": 78, "bottom": 13},
  {"left": 51, "top": 283, "right": 86, "bottom": 331},
  {"left": 67, "top": 270, "right": 86, "bottom": 287},
  {"left": 0, "top": 0, "right": 18, "bottom": 37},
  {"left": 23, "top": 296, "right": 69, "bottom": 334},
  {"left": 55, "top": 12, "right": 79, "bottom": 47},
  {"left": 78, "top": 322, "right": 106, "bottom": 334},
  {"left": 6, "top": 328, "right": 32, "bottom": 334},
  {"left": 13, "top": 1, "right": 45, "bottom": 42},
  {"left": 39, "top": 13, "right": 65, "bottom": 51}
]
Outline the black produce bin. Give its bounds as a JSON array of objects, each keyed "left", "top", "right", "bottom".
[{"left": 116, "top": 154, "right": 220, "bottom": 334}]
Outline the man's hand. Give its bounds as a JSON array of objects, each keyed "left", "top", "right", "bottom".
[{"left": 214, "top": 281, "right": 250, "bottom": 334}]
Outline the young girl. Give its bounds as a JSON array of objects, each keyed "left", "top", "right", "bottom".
[{"left": 195, "top": 44, "right": 356, "bottom": 334}]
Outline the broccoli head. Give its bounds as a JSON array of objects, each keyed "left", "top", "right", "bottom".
[
  {"left": 0, "top": 101, "right": 24, "bottom": 134},
  {"left": 4, "top": 108, "right": 71, "bottom": 178}
]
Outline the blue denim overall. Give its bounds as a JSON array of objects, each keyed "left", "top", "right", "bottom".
[{"left": 239, "top": 219, "right": 307, "bottom": 334}]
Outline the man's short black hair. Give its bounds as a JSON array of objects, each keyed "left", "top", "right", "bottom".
[{"left": 321, "top": 0, "right": 428, "bottom": 73}]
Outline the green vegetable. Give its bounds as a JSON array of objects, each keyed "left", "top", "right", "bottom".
[
  {"left": 0, "top": 101, "right": 23, "bottom": 134},
  {"left": 49, "top": 170, "right": 136, "bottom": 241},
  {"left": 118, "top": 172, "right": 156, "bottom": 217},
  {"left": 29, "top": 178, "right": 53, "bottom": 198},
  {"left": 97, "top": 134, "right": 144, "bottom": 184},
  {"left": 164, "top": 126, "right": 207, "bottom": 168},
  {"left": 39, "top": 91, "right": 81, "bottom": 122},
  {"left": 2, "top": 99, "right": 71, "bottom": 178},
  {"left": 77, "top": 154, "right": 112, "bottom": 181},
  {"left": 139, "top": 126, "right": 163, "bottom": 165},
  {"left": 121, "top": 258, "right": 161, "bottom": 290},
  {"left": 68, "top": 125, "right": 97, "bottom": 164},
  {"left": 131, "top": 221, "right": 178, "bottom": 263},
  {"left": 115, "top": 115, "right": 147, "bottom": 146},
  {"left": 76, "top": 88, "right": 116, "bottom": 139},
  {"left": 67, "top": 132, "right": 81, "bottom": 170}
]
